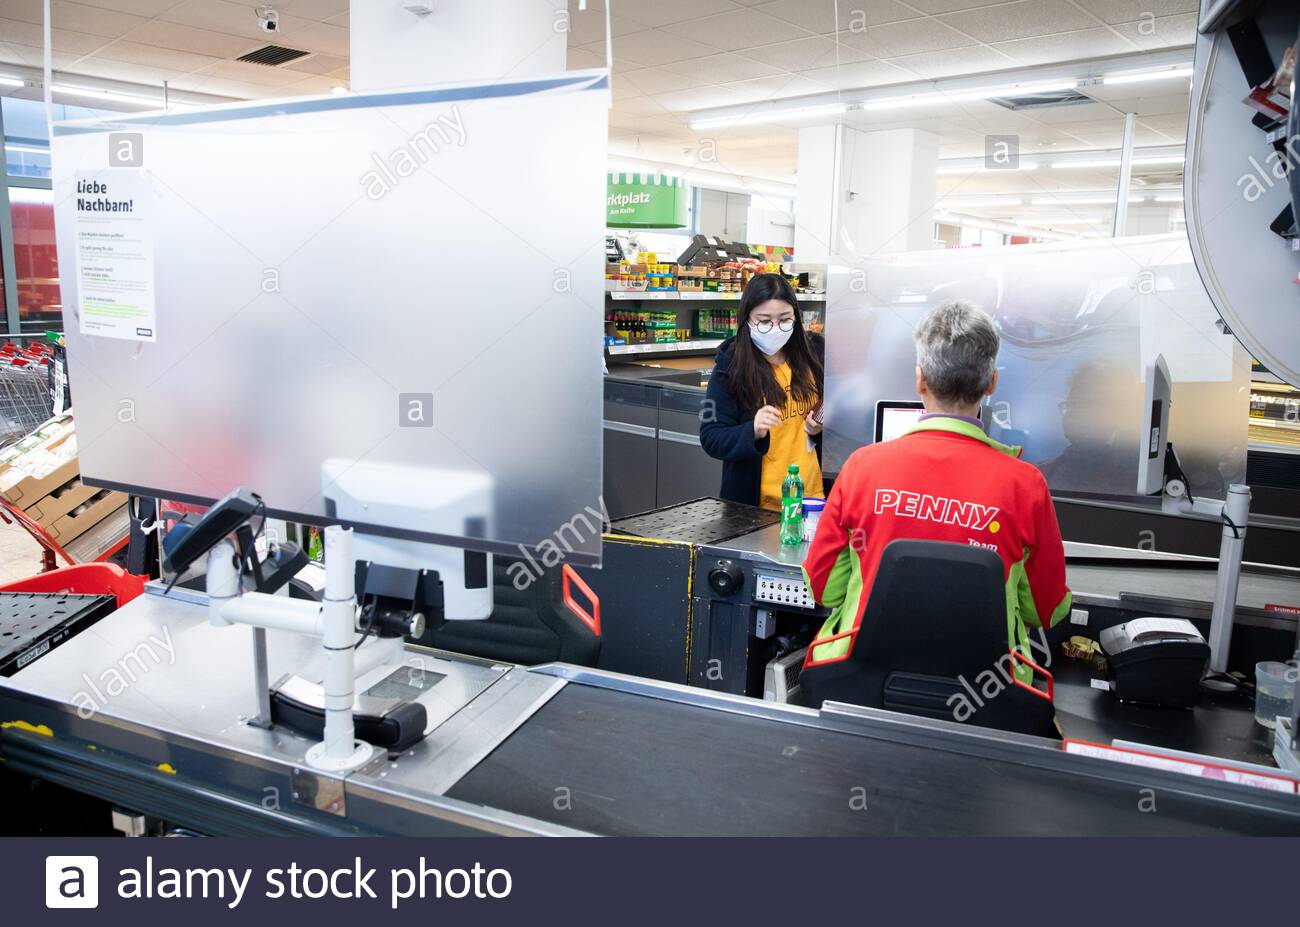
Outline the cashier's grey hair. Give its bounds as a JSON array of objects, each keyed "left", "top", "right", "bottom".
[{"left": 913, "top": 301, "right": 1000, "bottom": 407}]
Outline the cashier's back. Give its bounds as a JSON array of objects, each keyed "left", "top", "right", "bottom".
[{"left": 801, "top": 302, "right": 1071, "bottom": 667}]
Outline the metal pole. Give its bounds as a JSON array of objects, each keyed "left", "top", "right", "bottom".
[
  {"left": 1207, "top": 484, "right": 1251, "bottom": 674},
  {"left": 0, "top": 100, "right": 21, "bottom": 335},
  {"left": 1112, "top": 111, "right": 1136, "bottom": 238}
]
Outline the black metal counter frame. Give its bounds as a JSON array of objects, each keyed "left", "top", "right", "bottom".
[{"left": 4, "top": 663, "right": 1299, "bottom": 837}]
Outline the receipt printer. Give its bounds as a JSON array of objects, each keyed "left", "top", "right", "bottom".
[{"left": 1099, "top": 617, "right": 1210, "bottom": 708}]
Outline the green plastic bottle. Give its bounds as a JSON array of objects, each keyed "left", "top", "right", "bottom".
[{"left": 780, "top": 464, "right": 804, "bottom": 546}]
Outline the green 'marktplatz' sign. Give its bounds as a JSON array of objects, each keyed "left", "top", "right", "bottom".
[{"left": 607, "top": 172, "right": 688, "bottom": 228}]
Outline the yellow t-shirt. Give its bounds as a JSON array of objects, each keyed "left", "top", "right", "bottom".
[{"left": 758, "top": 362, "right": 824, "bottom": 510}]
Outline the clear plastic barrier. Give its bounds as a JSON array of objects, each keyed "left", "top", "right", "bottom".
[
  {"left": 824, "top": 235, "right": 1249, "bottom": 501},
  {"left": 53, "top": 74, "right": 609, "bottom": 565}
]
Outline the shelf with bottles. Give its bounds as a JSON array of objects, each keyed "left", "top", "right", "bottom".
[
  {"left": 696, "top": 306, "right": 737, "bottom": 340},
  {"left": 607, "top": 290, "right": 825, "bottom": 302},
  {"left": 605, "top": 308, "right": 688, "bottom": 348}
]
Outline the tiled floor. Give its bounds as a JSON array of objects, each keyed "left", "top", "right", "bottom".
[{"left": 0, "top": 517, "right": 46, "bottom": 584}]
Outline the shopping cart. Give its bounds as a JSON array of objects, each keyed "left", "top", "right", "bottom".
[
  {"left": 0, "top": 495, "right": 130, "bottom": 573},
  {"left": 0, "top": 342, "right": 54, "bottom": 449}
]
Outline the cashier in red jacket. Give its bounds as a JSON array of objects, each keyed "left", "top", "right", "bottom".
[{"left": 801, "top": 300, "right": 1071, "bottom": 679}]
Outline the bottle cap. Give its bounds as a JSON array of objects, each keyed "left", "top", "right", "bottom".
[{"left": 788, "top": 464, "right": 799, "bottom": 474}]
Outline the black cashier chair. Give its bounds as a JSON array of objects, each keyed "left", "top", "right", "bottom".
[
  {"left": 414, "top": 557, "right": 601, "bottom": 667},
  {"left": 799, "top": 539, "right": 1057, "bottom": 738}
]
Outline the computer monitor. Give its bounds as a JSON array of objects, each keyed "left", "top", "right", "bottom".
[{"left": 874, "top": 400, "right": 925, "bottom": 443}]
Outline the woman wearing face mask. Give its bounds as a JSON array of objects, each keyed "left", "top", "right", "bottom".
[{"left": 700, "top": 272, "right": 825, "bottom": 509}]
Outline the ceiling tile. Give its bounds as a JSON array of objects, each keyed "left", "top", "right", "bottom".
[
  {"left": 262, "top": 0, "right": 350, "bottom": 21},
  {"left": 282, "top": 52, "right": 349, "bottom": 76},
  {"left": 1083, "top": 0, "right": 1198, "bottom": 26},
  {"left": 903, "top": 0, "right": 1014, "bottom": 12},
  {"left": 663, "top": 52, "right": 785, "bottom": 83},
  {"left": 51, "top": 0, "right": 149, "bottom": 38},
  {"left": 286, "top": 20, "right": 349, "bottom": 57},
  {"left": 565, "top": 10, "right": 644, "bottom": 45},
  {"left": 660, "top": 8, "right": 813, "bottom": 51},
  {"left": 83, "top": 0, "right": 177, "bottom": 14},
  {"left": 721, "top": 74, "right": 833, "bottom": 104},
  {"left": 619, "top": 0, "right": 743, "bottom": 30},
  {"left": 0, "top": 0, "right": 43, "bottom": 25},
  {"left": 939, "top": 0, "right": 1096, "bottom": 43},
  {"left": 749, "top": 34, "right": 870, "bottom": 72},
  {"left": 991, "top": 27, "right": 1136, "bottom": 66},
  {"left": 836, "top": 18, "right": 975, "bottom": 58},
  {"left": 800, "top": 58, "right": 914, "bottom": 90},
  {"left": 1108, "top": 13, "right": 1197, "bottom": 50},
  {"left": 752, "top": 0, "right": 846, "bottom": 36},
  {"left": 612, "top": 29, "right": 718, "bottom": 67},
  {"left": 884, "top": 44, "right": 1015, "bottom": 81},
  {"left": 95, "top": 39, "right": 223, "bottom": 73},
  {"left": 565, "top": 45, "right": 606, "bottom": 70},
  {"left": 126, "top": 20, "right": 259, "bottom": 58},
  {"left": 159, "top": 0, "right": 314, "bottom": 42},
  {"left": 653, "top": 84, "right": 749, "bottom": 112},
  {"left": 1028, "top": 101, "right": 1116, "bottom": 124},
  {"left": 620, "top": 66, "right": 706, "bottom": 95}
]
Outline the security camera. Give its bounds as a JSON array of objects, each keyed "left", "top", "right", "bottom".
[{"left": 256, "top": 6, "right": 279, "bottom": 33}]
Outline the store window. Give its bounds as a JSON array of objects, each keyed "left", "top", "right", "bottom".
[
  {"left": 3, "top": 97, "right": 117, "bottom": 179},
  {"left": 8, "top": 186, "right": 59, "bottom": 333},
  {"left": 3, "top": 97, "right": 120, "bottom": 333}
]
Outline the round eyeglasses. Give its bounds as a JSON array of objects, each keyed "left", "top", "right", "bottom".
[{"left": 750, "top": 319, "right": 795, "bottom": 334}]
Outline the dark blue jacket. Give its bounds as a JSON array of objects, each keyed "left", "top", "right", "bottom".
[{"left": 699, "top": 335, "right": 824, "bottom": 506}]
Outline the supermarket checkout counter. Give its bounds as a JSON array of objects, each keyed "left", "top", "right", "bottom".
[
  {"left": 2, "top": 579, "right": 1298, "bottom": 837},
  {"left": 576, "top": 499, "right": 1300, "bottom": 770}
]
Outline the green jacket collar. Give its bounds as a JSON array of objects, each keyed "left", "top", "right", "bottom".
[{"left": 904, "top": 415, "right": 1023, "bottom": 458}]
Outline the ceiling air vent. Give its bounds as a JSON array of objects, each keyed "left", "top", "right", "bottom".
[
  {"left": 988, "top": 89, "right": 1093, "bottom": 111},
  {"left": 236, "top": 44, "right": 311, "bottom": 67}
]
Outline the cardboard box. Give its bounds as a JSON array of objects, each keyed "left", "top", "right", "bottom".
[
  {"left": 0, "top": 457, "right": 79, "bottom": 508},
  {"left": 24, "top": 477, "right": 101, "bottom": 524},
  {"left": 45, "top": 489, "right": 128, "bottom": 543}
]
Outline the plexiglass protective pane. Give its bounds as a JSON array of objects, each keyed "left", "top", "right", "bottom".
[
  {"left": 53, "top": 73, "right": 609, "bottom": 565},
  {"left": 824, "top": 235, "right": 1249, "bottom": 501}
]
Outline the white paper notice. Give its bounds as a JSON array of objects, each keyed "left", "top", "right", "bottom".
[{"left": 73, "top": 169, "right": 157, "bottom": 342}]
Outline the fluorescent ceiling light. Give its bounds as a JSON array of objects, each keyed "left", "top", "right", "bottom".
[
  {"left": 1030, "top": 195, "right": 1143, "bottom": 205},
  {"left": 52, "top": 82, "right": 161, "bottom": 107},
  {"left": 0, "top": 75, "right": 25, "bottom": 88},
  {"left": 937, "top": 160, "right": 1039, "bottom": 175},
  {"left": 937, "top": 198, "right": 1024, "bottom": 208},
  {"left": 4, "top": 142, "right": 47, "bottom": 154},
  {"left": 689, "top": 103, "right": 847, "bottom": 129},
  {"left": 1031, "top": 217, "right": 1111, "bottom": 225},
  {"left": 1050, "top": 155, "right": 1185, "bottom": 169},
  {"left": 1153, "top": 194, "right": 1184, "bottom": 202},
  {"left": 860, "top": 80, "right": 1077, "bottom": 112},
  {"left": 1103, "top": 67, "right": 1193, "bottom": 85}
]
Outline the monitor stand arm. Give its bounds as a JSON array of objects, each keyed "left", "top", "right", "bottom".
[
  {"left": 1162, "top": 461, "right": 1251, "bottom": 677},
  {"left": 207, "top": 524, "right": 374, "bottom": 773}
]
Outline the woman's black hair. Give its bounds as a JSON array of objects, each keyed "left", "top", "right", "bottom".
[{"left": 728, "top": 272, "right": 823, "bottom": 413}]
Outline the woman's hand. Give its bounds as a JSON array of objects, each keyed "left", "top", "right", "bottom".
[
  {"left": 804, "top": 409, "right": 823, "bottom": 436},
  {"left": 753, "top": 405, "right": 782, "bottom": 440}
]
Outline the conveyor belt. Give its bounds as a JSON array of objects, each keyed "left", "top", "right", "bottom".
[{"left": 448, "top": 684, "right": 1300, "bottom": 836}]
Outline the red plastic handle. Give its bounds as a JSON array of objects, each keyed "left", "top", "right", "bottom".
[
  {"left": 1009, "top": 647, "right": 1054, "bottom": 702},
  {"left": 562, "top": 564, "right": 600, "bottom": 636}
]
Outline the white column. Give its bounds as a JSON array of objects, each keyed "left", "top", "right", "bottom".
[
  {"left": 350, "top": 0, "right": 568, "bottom": 92},
  {"left": 1125, "top": 203, "right": 1180, "bottom": 235},
  {"left": 795, "top": 124, "right": 939, "bottom": 263}
]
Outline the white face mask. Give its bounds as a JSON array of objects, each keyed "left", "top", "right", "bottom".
[{"left": 748, "top": 323, "right": 793, "bottom": 356}]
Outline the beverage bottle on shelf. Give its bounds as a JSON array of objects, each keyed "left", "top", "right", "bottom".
[{"left": 780, "top": 465, "right": 804, "bottom": 546}]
